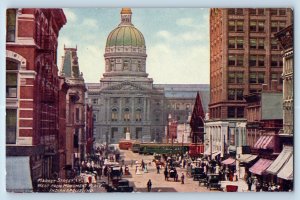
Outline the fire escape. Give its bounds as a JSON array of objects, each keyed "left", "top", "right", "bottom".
[{"left": 38, "top": 33, "right": 59, "bottom": 160}]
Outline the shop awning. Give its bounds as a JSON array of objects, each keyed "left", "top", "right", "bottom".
[
  {"left": 212, "top": 151, "right": 221, "bottom": 159},
  {"left": 254, "top": 135, "right": 275, "bottom": 149},
  {"left": 249, "top": 158, "right": 273, "bottom": 175},
  {"left": 277, "top": 155, "right": 293, "bottom": 180},
  {"left": 266, "top": 146, "right": 293, "bottom": 175},
  {"left": 221, "top": 157, "right": 236, "bottom": 165},
  {"left": 6, "top": 156, "right": 33, "bottom": 192},
  {"left": 238, "top": 154, "right": 258, "bottom": 163}
]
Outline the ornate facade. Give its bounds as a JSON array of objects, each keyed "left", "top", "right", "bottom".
[
  {"left": 87, "top": 8, "right": 210, "bottom": 144},
  {"left": 6, "top": 8, "right": 66, "bottom": 191}
]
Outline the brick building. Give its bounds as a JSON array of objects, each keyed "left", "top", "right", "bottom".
[
  {"left": 6, "top": 9, "right": 66, "bottom": 191},
  {"left": 205, "top": 8, "right": 292, "bottom": 159}
]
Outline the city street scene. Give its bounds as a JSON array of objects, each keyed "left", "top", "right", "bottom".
[{"left": 5, "top": 8, "right": 293, "bottom": 193}]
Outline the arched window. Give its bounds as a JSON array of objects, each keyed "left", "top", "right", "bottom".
[
  {"left": 6, "top": 59, "right": 19, "bottom": 98},
  {"left": 111, "top": 108, "right": 118, "bottom": 121},
  {"left": 135, "top": 108, "right": 142, "bottom": 121},
  {"left": 124, "top": 108, "right": 130, "bottom": 121}
]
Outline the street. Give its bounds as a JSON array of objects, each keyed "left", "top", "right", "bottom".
[{"left": 115, "top": 150, "right": 217, "bottom": 192}]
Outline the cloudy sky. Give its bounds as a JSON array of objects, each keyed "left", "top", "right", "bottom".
[{"left": 57, "top": 8, "right": 210, "bottom": 84}]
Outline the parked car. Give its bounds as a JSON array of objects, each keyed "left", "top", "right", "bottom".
[{"left": 206, "top": 174, "right": 221, "bottom": 191}]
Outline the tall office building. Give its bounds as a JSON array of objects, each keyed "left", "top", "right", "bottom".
[{"left": 205, "top": 8, "right": 293, "bottom": 158}]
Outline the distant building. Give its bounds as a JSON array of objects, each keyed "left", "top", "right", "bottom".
[
  {"left": 60, "top": 46, "right": 91, "bottom": 171},
  {"left": 6, "top": 9, "right": 66, "bottom": 191},
  {"left": 205, "top": 8, "right": 292, "bottom": 159},
  {"left": 86, "top": 8, "right": 210, "bottom": 144}
]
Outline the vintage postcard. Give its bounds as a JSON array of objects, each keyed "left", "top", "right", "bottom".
[{"left": 5, "top": 8, "right": 293, "bottom": 193}]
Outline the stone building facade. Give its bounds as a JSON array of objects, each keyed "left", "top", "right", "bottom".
[
  {"left": 6, "top": 9, "right": 66, "bottom": 191},
  {"left": 275, "top": 25, "right": 293, "bottom": 144},
  {"left": 86, "top": 8, "right": 210, "bottom": 145}
]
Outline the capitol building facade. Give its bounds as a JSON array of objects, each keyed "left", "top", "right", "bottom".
[{"left": 87, "top": 8, "right": 209, "bottom": 144}]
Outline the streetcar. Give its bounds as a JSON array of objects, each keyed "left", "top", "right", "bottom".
[{"left": 138, "top": 143, "right": 189, "bottom": 155}]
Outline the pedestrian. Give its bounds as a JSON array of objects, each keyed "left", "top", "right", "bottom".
[
  {"left": 164, "top": 169, "right": 168, "bottom": 181},
  {"left": 147, "top": 179, "right": 152, "bottom": 192},
  {"left": 247, "top": 175, "right": 252, "bottom": 191},
  {"left": 84, "top": 182, "right": 91, "bottom": 192},
  {"left": 181, "top": 173, "right": 185, "bottom": 184},
  {"left": 175, "top": 173, "right": 178, "bottom": 182},
  {"left": 156, "top": 164, "right": 160, "bottom": 174},
  {"left": 120, "top": 166, "right": 123, "bottom": 176}
]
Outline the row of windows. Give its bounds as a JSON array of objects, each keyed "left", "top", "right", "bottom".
[
  {"left": 229, "top": 37, "right": 280, "bottom": 50},
  {"left": 228, "top": 107, "right": 244, "bottom": 118},
  {"left": 110, "top": 97, "right": 143, "bottom": 105},
  {"left": 228, "top": 20, "right": 286, "bottom": 33},
  {"left": 228, "top": 54, "right": 283, "bottom": 68},
  {"left": 228, "top": 72, "right": 282, "bottom": 85},
  {"left": 111, "top": 108, "right": 143, "bottom": 122},
  {"left": 228, "top": 89, "right": 244, "bottom": 101},
  {"left": 228, "top": 8, "right": 287, "bottom": 16}
]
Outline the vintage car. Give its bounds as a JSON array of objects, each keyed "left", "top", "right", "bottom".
[
  {"left": 206, "top": 174, "right": 221, "bottom": 191},
  {"left": 116, "top": 179, "right": 134, "bottom": 192},
  {"left": 193, "top": 167, "right": 204, "bottom": 181}
]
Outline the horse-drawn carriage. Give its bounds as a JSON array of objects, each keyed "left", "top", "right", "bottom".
[{"left": 206, "top": 174, "right": 221, "bottom": 191}]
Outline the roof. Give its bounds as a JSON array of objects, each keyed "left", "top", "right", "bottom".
[
  {"left": 106, "top": 26, "right": 145, "bottom": 47},
  {"left": 61, "top": 47, "right": 81, "bottom": 78},
  {"left": 6, "top": 156, "right": 33, "bottom": 192},
  {"left": 155, "top": 84, "right": 210, "bottom": 112}
]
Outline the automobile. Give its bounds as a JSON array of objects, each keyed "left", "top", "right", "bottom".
[
  {"left": 206, "top": 174, "right": 221, "bottom": 191},
  {"left": 193, "top": 167, "right": 204, "bottom": 181},
  {"left": 116, "top": 179, "right": 134, "bottom": 192}
]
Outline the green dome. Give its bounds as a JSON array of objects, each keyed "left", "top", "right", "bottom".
[{"left": 106, "top": 26, "right": 145, "bottom": 47}]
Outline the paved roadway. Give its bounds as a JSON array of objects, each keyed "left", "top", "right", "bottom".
[{"left": 119, "top": 150, "right": 218, "bottom": 192}]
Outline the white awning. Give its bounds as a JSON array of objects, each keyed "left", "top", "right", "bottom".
[
  {"left": 238, "top": 154, "right": 258, "bottom": 163},
  {"left": 277, "top": 155, "right": 293, "bottom": 180},
  {"left": 266, "top": 146, "right": 293, "bottom": 175},
  {"left": 204, "top": 148, "right": 220, "bottom": 158},
  {"left": 6, "top": 156, "right": 33, "bottom": 192}
]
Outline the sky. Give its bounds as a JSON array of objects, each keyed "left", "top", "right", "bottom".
[{"left": 57, "top": 8, "right": 210, "bottom": 84}]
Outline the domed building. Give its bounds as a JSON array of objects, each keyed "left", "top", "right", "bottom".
[{"left": 87, "top": 8, "right": 210, "bottom": 144}]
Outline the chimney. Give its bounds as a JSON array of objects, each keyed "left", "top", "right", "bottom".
[
  {"left": 262, "top": 84, "right": 268, "bottom": 92},
  {"left": 271, "top": 80, "right": 278, "bottom": 91}
]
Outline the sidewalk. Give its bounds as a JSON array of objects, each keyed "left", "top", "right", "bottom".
[{"left": 220, "top": 178, "right": 249, "bottom": 192}]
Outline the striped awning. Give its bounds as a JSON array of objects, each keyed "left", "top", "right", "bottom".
[
  {"left": 249, "top": 158, "right": 273, "bottom": 175},
  {"left": 266, "top": 146, "right": 293, "bottom": 175},
  {"left": 222, "top": 157, "right": 236, "bottom": 165},
  {"left": 277, "top": 155, "right": 293, "bottom": 180},
  {"left": 254, "top": 135, "right": 275, "bottom": 149},
  {"left": 238, "top": 154, "right": 258, "bottom": 163}
]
